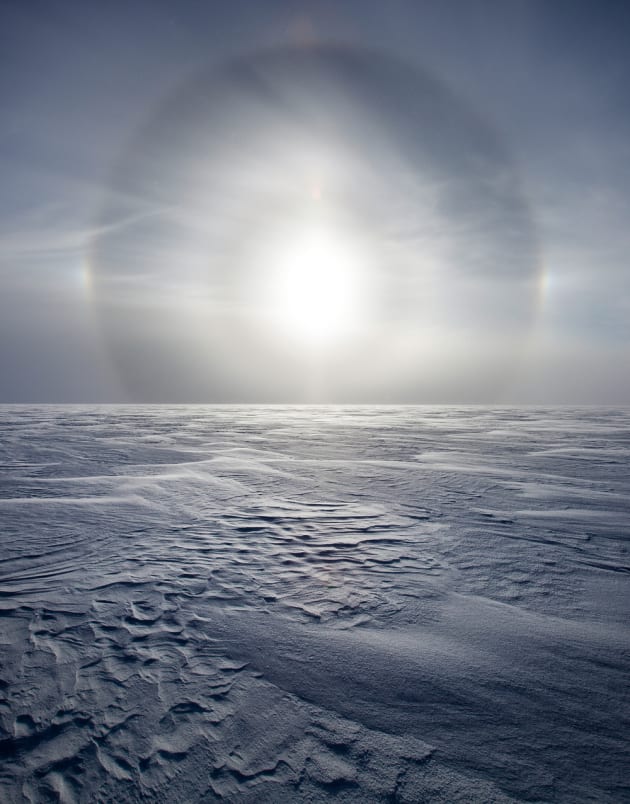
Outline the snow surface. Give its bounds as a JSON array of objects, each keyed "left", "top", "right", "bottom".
[{"left": 0, "top": 405, "right": 628, "bottom": 802}]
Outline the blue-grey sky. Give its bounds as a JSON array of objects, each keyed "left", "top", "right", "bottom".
[{"left": 1, "top": 0, "right": 629, "bottom": 402}]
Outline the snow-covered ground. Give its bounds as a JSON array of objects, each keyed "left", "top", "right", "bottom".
[{"left": 0, "top": 406, "right": 628, "bottom": 802}]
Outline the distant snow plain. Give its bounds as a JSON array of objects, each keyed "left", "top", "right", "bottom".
[{"left": 0, "top": 406, "right": 628, "bottom": 802}]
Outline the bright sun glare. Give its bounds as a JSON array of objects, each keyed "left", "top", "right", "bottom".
[{"left": 266, "top": 226, "right": 360, "bottom": 346}]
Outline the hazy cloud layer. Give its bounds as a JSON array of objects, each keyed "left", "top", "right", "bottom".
[{"left": 1, "top": 0, "right": 628, "bottom": 402}]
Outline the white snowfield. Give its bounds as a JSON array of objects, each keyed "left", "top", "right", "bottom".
[{"left": 0, "top": 405, "right": 628, "bottom": 803}]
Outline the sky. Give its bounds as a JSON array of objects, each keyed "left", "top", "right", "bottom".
[{"left": 1, "top": 0, "right": 629, "bottom": 403}]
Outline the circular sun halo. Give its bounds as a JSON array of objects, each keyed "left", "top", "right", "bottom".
[{"left": 268, "top": 228, "right": 358, "bottom": 346}]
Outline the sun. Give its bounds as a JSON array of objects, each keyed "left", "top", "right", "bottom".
[{"left": 266, "top": 225, "right": 360, "bottom": 346}]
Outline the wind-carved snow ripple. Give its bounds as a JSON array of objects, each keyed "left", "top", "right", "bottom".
[
  {"left": 0, "top": 406, "right": 629, "bottom": 802},
  {"left": 0, "top": 433, "right": 446, "bottom": 625}
]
